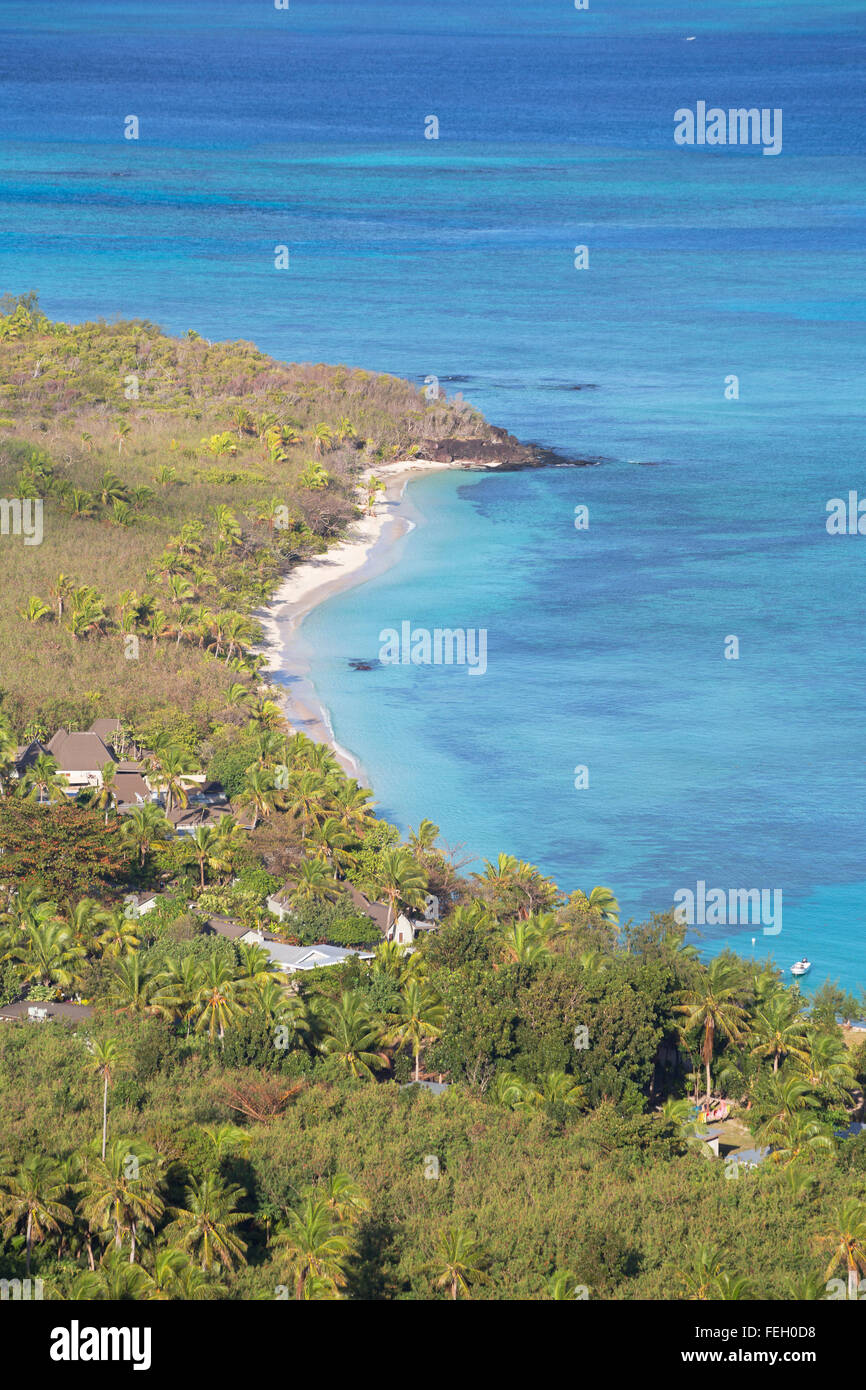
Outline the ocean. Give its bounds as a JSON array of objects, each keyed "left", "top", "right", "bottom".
[{"left": 1, "top": 0, "right": 864, "bottom": 988}]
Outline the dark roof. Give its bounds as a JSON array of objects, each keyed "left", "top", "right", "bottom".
[
  {"left": 46, "top": 730, "right": 115, "bottom": 772},
  {"left": 114, "top": 771, "right": 150, "bottom": 806},
  {"left": 204, "top": 916, "right": 250, "bottom": 941},
  {"left": 88, "top": 718, "right": 123, "bottom": 741},
  {"left": 346, "top": 884, "right": 390, "bottom": 933},
  {"left": 13, "top": 740, "right": 50, "bottom": 772},
  {"left": 0, "top": 1000, "right": 93, "bottom": 1022}
]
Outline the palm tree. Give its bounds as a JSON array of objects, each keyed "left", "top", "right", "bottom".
[
  {"left": 146, "top": 745, "right": 198, "bottom": 811},
  {"left": 371, "top": 846, "right": 427, "bottom": 935},
  {"left": 2, "top": 920, "right": 82, "bottom": 991},
  {"left": 750, "top": 992, "right": 809, "bottom": 1074},
  {"left": 299, "top": 461, "right": 330, "bottom": 489},
  {"left": 676, "top": 957, "right": 749, "bottom": 1105},
  {"left": 798, "top": 1028, "right": 856, "bottom": 1100},
  {"left": 20, "top": 752, "right": 68, "bottom": 804},
  {"left": 81, "top": 760, "right": 119, "bottom": 823},
  {"left": 319, "top": 991, "right": 389, "bottom": 1080},
  {"left": 766, "top": 1111, "right": 834, "bottom": 1168},
  {"left": 432, "top": 1226, "right": 488, "bottom": 1301},
  {"left": 114, "top": 421, "right": 131, "bottom": 454},
  {"left": 72, "top": 1250, "right": 154, "bottom": 1300},
  {"left": 311, "top": 423, "right": 334, "bottom": 456},
  {"left": 496, "top": 915, "right": 553, "bottom": 966},
  {"left": 679, "top": 1243, "right": 727, "bottom": 1300},
  {"left": 285, "top": 770, "right": 329, "bottom": 841},
  {"left": 95, "top": 908, "right": 141, "bottom": 959},
  {"left": 20, "top": 595, "right": 50, "bottom": 623},
  {"left": 234, "top": 765, "right": 281, "bottom": 830},
  {"left": 105, "top": 954, "right": 157, "bottom": 1016},
  {"left": 0, "top": 1156, "right": 72, "bottom": 1277},
  {"left": 68, "top": 585, "right": 108, "bottom": 639},
  {"left": 152, "top": 956, "right": 204, "bottom": 1032},
  {"left": 87, "top": 1037, "right": 130, "bottom": 1159},
  {"left": 364, "top": 475, "right": 385, "bottom": 514},
  {"left": 212, "top": 504, "right": 241, "bottom": 550},
  {"left": 331, "top": 780, "right": 376, "bottom": 836},
  {"left": 285, "top": 858, "right": 341, "bottom": 908},
  {"left": 320, "top": 1173, "right": 370, "bottom": 1226},
  {"left": 548, "top": 1269, "right": 587, "bottom": 1300},
  {"left": 193, "top": 956, "right": 246, "bottom": 1042},
  {"left": 119, "top": 801, "right": 174, "bottom": 866},
  {"left": 166, "top": 1174, "right": 248, "bottom": 1271},
  {"left": 275, "top": 1192, "right": 354, "bottom": 1300},
  {"left": 62, "top": 896, "right": 105, "bottom": 953},
  {"left": 824, "top": 1199, "right": 866, "bottom": 1300},
  {"left": 98, "top": 469, "right": 128, "bottom": 507},
  {"left": 387, "top": 980, "right": 445, "bottom": 1081},
  {"left": 79, "top": 1139, "right": 164, "bottom": 1262},
  {"left": 408, "top": 818, "right": 439, "bottom": 855},
  {"left": 189, "top": 825, "right": 225, "bottom": 889}
]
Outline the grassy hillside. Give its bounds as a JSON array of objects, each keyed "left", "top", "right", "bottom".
[{"left": 0, "top": 291, "right": 490, "bottom": 739}]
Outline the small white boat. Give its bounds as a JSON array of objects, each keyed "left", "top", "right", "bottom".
[{"left": 790, "top": 958, "right": 811, "bottom": 977}]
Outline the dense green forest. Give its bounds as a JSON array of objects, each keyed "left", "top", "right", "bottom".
[{"left": 1, "top": 295, "right": 865, "bottom": 1302}]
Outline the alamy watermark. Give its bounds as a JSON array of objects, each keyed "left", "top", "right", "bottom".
[
  {"left": 379, "top": 622, "right": 487, "bottom": 676},
  {"left": 673, "top": 880, "right": 782, "bottom": 936},
  {"left": 0, "top": 497, "right": 42, "bottom": 545},
  {"left": 674, "top": 103, "right": 782, "bottom": 156}
]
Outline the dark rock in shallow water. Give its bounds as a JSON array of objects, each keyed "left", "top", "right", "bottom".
[
  {"left": 348, "top": 659, "right": 377, "bottom": 671},
  {"left": 419, "top": 431, "right": 599, "bottom": 470}
]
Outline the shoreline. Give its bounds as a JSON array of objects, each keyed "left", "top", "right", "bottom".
[{"left": 254, "top": 458, "right": 476, "bottom": 781}]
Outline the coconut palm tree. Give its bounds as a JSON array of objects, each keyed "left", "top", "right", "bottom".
[
  {"left": 285, "top": 858, "right": 341, "bottom": 908},
  {"left": 119, "top": 801, "right": 173, "bottom": 866},
  {"left": 496, "top": 914, "right": 554, "bottom": 966},
  {"left": 152, "top": 956, "right": 204, "bottom": 1032},
  {"left": 68, "top": 585, "right": 108, "bottom": 639},
  {"left": 285, "top": 770, "right": 330, "bottom": 841},
  {"left": 750, "top": 991, "right": 810, "bottom": 1074},
  {"left": 2, "top": 920, "right": 83, "bottom": 991},
  {"left": 104, "top": 954, "right": 158, "bottom": 1016},
  {"left": 676, "top": 957, "right": 749, "bottom": 1105},
  {"left": 87, "top": 1037, "right": 130, "bottom": 1159},
  {"left": 370, "top": 846, "right": 427, "bottom": 934},
  {"left": 166, "top": 1174, "right": 248, "bottom": 1271},
  {"left": 765, "top": 1111, "right": 834, "bottom": 1168},
  {"left": 79, "top": 760, "right": 119, "bottom": 823},
  {"left": 20, "top": 752, "right": 68, "bottom": 804},
  {"left": 113, "top": 421, "right": 131, "bottom": 454},
  {"left": 192, "top": 957, "right": 246, "bottom": 1042},
  {"left": 432, "top": 1226, "right": 489, "bottom": 1301},
  {"left": 72, "top": 1250, "right": 155, "bottom": 1299},
  {"left": 331, "top": 780, "right": 376, "bottom": 836},
  {"left": 0, "top": 1156, "right": 72, "bottom": 1277},
  {"left": 824, "top": 1199, "right": 866, "bottom": 1300},
  {"left": 189, "top": 825, "right": 225, "bottom": 889},
  {"left": 234, "top": 765, "right": 281, "bottom": 830},
  {"left": 319, "top": 991, "right": 389, "bottom": 1080},
  {"left": 146, "top": 745, "right": 198, "bottom": 812},
  {"left": 386, "top": 980, "right": 445, "bottom": 1081},
  {"left": 275, "top": 1191, "right": 354, "bottom": 1300},
  {"left": 79, "top": 1139, "right": 165, "bottom": 1263}
]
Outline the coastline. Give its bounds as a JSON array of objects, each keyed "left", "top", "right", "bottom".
[{"left": 254, "top": 458, "right": 477, "bottom": 781}]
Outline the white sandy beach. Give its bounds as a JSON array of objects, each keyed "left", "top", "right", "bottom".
[{"left": 253, "top": 458, "right": 473, "bottom": 774}]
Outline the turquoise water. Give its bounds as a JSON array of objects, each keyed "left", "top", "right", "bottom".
[{"left": 1, "top": 0, "right": 865, "bottom": 987}]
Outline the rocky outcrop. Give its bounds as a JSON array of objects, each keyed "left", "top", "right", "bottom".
[{"left": 419, "top": 429, "right": 600, "bottom": 470}]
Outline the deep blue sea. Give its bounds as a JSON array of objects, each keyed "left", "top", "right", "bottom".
[{"left": 2, "top": 0, "right": 865, "bottom": 989}]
